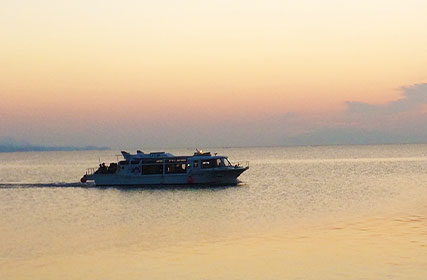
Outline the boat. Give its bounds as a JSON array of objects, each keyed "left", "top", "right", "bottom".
[{"left": 80, "top": 149, "right": 249, "bottom": 186}]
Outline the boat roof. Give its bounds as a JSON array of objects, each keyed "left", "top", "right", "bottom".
[
  {"left": 121, "top": 151, "right": 174, "bottom": 160},
  {"left": 121, "top": 150, "right": 225, "bottom": 161}
]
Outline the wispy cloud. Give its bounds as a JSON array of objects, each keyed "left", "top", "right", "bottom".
[
  {"left": 347, "top": 84, "right": 427, "bottom": 115},
  {"left": 283, "top": 83, "right": 427, "bottom": 145}
]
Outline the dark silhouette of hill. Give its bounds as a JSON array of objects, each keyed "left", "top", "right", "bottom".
[{"left": 0, "top": 138, "right": 109, "bottom": 152}]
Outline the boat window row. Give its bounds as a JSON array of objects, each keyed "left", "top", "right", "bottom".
[
  {"left": 120, "top": 158, "right": 184, "bottom": 165},
  {"left": 165, "top": 157, "right": 187, "bottom": 163},
  {"left": 118, "top": 157, "right": 231, "bottom": 174}
]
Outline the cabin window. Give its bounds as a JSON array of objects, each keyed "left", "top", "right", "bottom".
[
  {"left": 142, "top": 164, "right": 163, "bottom": 175},
  {"left": 141, "top": 159, "right": 163, "bottom": 175},
  {"left": 201, "top": 159, "right": 218, "bottom": 169},
  {"left": 119, "top": 160, "right": 129, "bottom": 165},
  {"left": 193, "top": 160, "right": 199, "bottom": 168},
  {"left": 165, "top": 163, "right": 187, "bottom": 174},
  {"left": 130, "top": 159, "right": 141, "bottom": 164},
  {"left": 221, "top": 158, "right": 231, "bottom": 166}
]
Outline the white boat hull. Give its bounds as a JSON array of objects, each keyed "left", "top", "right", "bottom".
[{"left": 85, "top": 167, "right": 247, "bottom": 186}]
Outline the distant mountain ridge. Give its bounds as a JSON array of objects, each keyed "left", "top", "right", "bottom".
[{"left": 0, "top": 138, "right": 109, "bottom": 152}]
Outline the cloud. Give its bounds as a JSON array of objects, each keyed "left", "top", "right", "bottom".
[
  {"left": 344, "top": 83, "right": 427, "bottom": 127},
  {"left": 282, "top": 83, "right": 427, "bottom": 145},
  {"left": 346, "top": 83, "right": 427, "bottom": 115}
]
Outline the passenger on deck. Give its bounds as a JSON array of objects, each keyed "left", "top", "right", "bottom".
[{"left": 99, "top": 163, "right": 108, "bottom": 173}]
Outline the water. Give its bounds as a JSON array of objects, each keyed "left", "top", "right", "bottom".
[{"left": 1, "top": 145, "right": 426, "bottom": 279}]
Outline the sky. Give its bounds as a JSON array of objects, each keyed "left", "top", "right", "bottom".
[{"left": 1, "top": 0, "right": 427, "bottom": 148}]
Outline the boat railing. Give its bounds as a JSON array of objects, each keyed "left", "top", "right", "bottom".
[
  {"left": 86, "top": 167, "right": 96, "bottom": 175},
  {"left": 231, "top": 161, "right": 249, "bottom": 169}
]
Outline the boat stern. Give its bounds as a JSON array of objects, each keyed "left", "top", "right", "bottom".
[{"left": 80, "top": 167, "right": 96, "bottom": 183}]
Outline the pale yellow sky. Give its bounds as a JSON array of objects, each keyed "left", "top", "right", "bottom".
[{"left": 1, "top": 0, "right": 427, "bottom": 146}]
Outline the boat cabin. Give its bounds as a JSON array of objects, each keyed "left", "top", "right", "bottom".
[{"left": 96, "top": 151, "right": 233, "bottom": 176}]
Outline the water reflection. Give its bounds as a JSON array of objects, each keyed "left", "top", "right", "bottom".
[
  {"left": 1, "top": 145, "right": 427, "bottom": 279},
  {"left": 96, "top": 183, "right": 244, "bottom": 192}
]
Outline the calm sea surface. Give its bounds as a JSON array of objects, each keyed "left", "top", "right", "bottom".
[{"left": 0, "top": 145, "right": 426, "bottom": 279}]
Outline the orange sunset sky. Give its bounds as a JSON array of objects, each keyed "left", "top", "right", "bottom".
[{"left": 1, "top": 0, "right": 427, "bottom": 148}]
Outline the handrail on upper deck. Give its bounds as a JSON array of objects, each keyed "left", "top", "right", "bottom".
[
  {"left": 86, "top": 167, "right": 96, "bottom": 175},
  {"left": 231, "top": 161, "right": 249, "bottom": 169}
]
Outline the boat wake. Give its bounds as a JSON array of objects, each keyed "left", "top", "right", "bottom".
[
  {"left": 0, "top": 182, "right": 95, "bottom": 189},
  {"left": 0, "top": 182, "right": 245, "bottom": 190}
]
